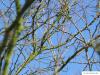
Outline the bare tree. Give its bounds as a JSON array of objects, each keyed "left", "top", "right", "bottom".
[{"left": 0, "top": 0, "right": 100, "bottom": 75}]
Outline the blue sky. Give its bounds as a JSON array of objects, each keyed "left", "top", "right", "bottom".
[{"left": 0, "top": 0, "right": 100, "bottom": 75}]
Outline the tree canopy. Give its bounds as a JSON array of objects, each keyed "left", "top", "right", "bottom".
[{"left": 0, "top": 0, "right": 100, "bottom": 75}]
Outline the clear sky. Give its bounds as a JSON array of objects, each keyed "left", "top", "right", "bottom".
[{"left": 0, "top": 0, "right": 100, "bottom": 75}]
